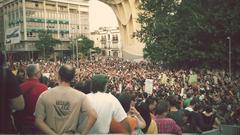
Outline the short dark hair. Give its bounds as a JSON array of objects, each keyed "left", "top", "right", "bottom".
[
  {"left": 205, "top": 105, "right": 213, "bottom": 113},
  {"left": 145, "top": 96, "right": 157, "bottom": 106},
  {"left": 190, "top": 98, "right": 197, "bottom": 106},
  {"left": 156, "top": 100, "right": 169, "bottom": 115},
  {"left": 168, "top": 95, "right": 177, "bottom": 107},
  {"left": 91, "top": 74, "right": 108, "bottom": 93},
  {"left": 118, "top": 93, "right": 132, "bottom": 113},
  {"left": 75, "top": 80, "right": 92, "bottom": 94},
  {"left": 58, "top": 65, "right": 75, "bottom": 83},
  {"left": 193, "top": 103, "right": 202, "bottom": 111}
]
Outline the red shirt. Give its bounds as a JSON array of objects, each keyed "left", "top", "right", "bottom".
[
  {"left": 19, "top": 79, "right": 48, "bottom": 125},
  {"left": 154, "top": 116, "right": 182, "bottom": 135}
]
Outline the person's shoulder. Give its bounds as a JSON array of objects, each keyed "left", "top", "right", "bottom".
[
  {"left": 37, "top": 82, "right": 48, "bottom": 89},
  {"left": 165, "top": 117, "right": 177, "bottom": 123},
  {"left": 4, "top": 68, "right": 17, "bottom": 79},
  {"left": 177, "top": 109, "right": 185, "bottom": 115},
  {"left": 37, "top": 88, "right": 50, "bottom": 99},
  {"left": 70, "top": 87, "right": 88, "bottom": 97},
  {"left": 107, "top": 93, "right": 121, "bottom": 102},
  {"left": 107, "top": 92, "right": 117, "bottom": 98}
]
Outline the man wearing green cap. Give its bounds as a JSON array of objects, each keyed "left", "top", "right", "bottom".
[{"left": 85, "top": 74, "right": 132, "bottom": 134}]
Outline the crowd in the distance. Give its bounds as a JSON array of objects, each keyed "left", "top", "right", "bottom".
[{"left": 1, "top": 53, "right": 240, "bottom": 134}]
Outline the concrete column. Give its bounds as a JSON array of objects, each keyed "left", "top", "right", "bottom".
[
  {"left": 99, "top": 0, "right": 144, "bottom": 60},
  {"left": 43, "top": 0, "right": 47, "bottom": 30},
  {"left": 22, "top": 0, "right": 27, "bottom": 40},
  {"left": 56, "top": 2, "right": 60, "bottom": 39},
  {"left": 68, "top": 3, "right": 71, "bottom": 38},
  {"left": 78, "top": 5, "right": 81, "bottom": 36}
]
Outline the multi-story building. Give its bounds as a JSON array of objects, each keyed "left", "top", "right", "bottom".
[
  {"left": 0, "top": 0, "right": 89, "bottom": 60},
  {"left": 90, "top": 27, "right": 122, "bottom": 58},
  {"left": 0, "top": 2, "right": 4, "bottom": 50}
]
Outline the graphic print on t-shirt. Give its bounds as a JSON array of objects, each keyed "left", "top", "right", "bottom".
[{"left": 54, "top": 101, "right": 71, "bottom": 117}]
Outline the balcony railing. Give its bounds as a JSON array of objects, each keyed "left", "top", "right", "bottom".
[
  {"left": 26, "top": 17, "right": 69, "bottom": 24},
  {"left": 26, "top": 18, "right": 45, "bottom": 23}
]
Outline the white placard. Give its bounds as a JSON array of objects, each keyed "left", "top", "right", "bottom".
[
  {"left": 145, "top": 79, "right": 153, "bottom": 94},
  {"left": 42, "top": 73, "right": 50, "bottom": 78},
  {"left": 188, "top": 74, "right": 197, "bottom": 85},
  {"left": 5, "top": 26, "right": 21, "bottom": 45},
  {"left": 161, "top": 73, "right": 168, "bottom": 84},
  {"left": 118, "top": 83, "right": 122, "bottom": 93}
]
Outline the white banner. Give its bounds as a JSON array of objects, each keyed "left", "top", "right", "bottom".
[
  {"left": 145, "top": 79, "right": 153, "bottom": 94},
  {"left": 5, "top": 26, "right": 21, "bottom": 45}
]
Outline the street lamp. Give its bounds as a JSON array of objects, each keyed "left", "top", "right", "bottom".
[
  {"left": 70, "top": 41, "right": 75, "bottom": 60},
  {"left": 227, "top": 36, "right": 231, "bottom": 81},
  {"left": 76, "top": 38, "right": 82, "bottom": 68},
  {"left": 108, "top": 40, "right": 111, "bottom": 56}
]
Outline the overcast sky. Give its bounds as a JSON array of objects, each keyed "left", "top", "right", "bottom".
[{"left": 89, "top": 0, "right": 118, "bottom": 32}]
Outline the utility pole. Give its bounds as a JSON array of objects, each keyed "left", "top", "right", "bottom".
[{"left": 227, "top": 36, "right": 231, "bottom": 81}]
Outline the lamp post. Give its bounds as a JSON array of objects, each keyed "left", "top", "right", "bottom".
[
  {"left": 89, "top": 49, "right": 92, "bottom": 61},
  {"left": 75, "top": 38, "right": 82, "bottom": 68},
  {"left": 108, "top": 40, "right": 111, "bottom": 56},
  {"left": 71, "top": 41, "right": 75, "bottom": 60},
  {"left": 227, "top": 36, "right": 231, "bottom": 81}
]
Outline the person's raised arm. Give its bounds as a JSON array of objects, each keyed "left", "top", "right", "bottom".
[{"left": 130, "top": 106, "right": 146, "bottom": 129}]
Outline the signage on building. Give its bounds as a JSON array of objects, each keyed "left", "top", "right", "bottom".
[{"left": 5, "top": 26, "right": 21, "bottom": 45}]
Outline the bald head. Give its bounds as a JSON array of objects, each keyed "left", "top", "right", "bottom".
[
  {"left": 58, "top": 65, "right": 75, "bottom": 83},
  {"left": 26, "top": 64, "right": 41, "bottom": 78}
]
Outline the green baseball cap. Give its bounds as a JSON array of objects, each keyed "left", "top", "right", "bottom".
[{"left": 92, "top": 74, "right": 108, "bottom": 84}]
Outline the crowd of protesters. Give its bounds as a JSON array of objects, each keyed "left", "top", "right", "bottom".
[{"left": 1, "top": 53, "right": 240, "bottom": 134}]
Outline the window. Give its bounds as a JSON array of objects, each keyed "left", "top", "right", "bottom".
[
  {"left": 61, "top": 32, "right": 64, "bottom": 38},
  {"left": 59, "top": 6, "right": 67, "bottom": 11},
  {"left": 27, "top": 32, "right": 33, "bottom": 37}
]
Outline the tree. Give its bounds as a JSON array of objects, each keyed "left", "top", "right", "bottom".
[
  {"left": 92, "top": 47, "right": 102, "bottom": 54},
  {"left": 137, "top": 0, "right": 240, "bottom": 69},
  {"left": 76, "top": 35, "right": 94, "bottom": 57},
  {"left": 35, "top": 30, "right": 61, "bottom": 59}
]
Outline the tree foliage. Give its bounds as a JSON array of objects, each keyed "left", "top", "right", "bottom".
[
  {"left": 92, "top": 47, "right": 102, "bottom": 54},
  {"left": 35, "top": 30, "right": 61, "bottom": 58},
  {"left": 76, "top": 35, "right": 94, "bottom": 57},
  {"left": 137, "top": 0, "right": 240, "bottom": 69}
]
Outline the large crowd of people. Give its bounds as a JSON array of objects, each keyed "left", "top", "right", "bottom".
[{"left": 1, "top": 53, "right": 240, "bottom": 134}]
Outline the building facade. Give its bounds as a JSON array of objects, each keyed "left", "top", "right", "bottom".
[
  {"left": 0, "top": 2, "right": 4, "bottom": 50},
  {"left": 90, "top": 27, "right": 122, "bottom": 58},
  {"left": 0, "top": 0, "right": 89, "bottom": 60},
  {"left": 99, "top": 0, "right": 144, "bottom": 60}
]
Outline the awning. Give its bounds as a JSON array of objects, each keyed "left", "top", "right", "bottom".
[
  {"left": 27, "top": 28, "right": 44, "bottom": 32},
  {"left": 26, "top": 18, "right": 45, "bottom": 23},
  {"left": 47, "top": 19, "right": 57, "bottom": 24},
  {"left": 59, "top": 20, "right": 69, "bottom": 24},
  {"left": 60, "top": 30, "right": 69, "bottom": 33}
]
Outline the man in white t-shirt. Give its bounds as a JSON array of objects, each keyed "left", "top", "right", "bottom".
[
  {"left": 34, "top": 65, "right": 97, "bottom": 134},
  {"left": 79, "top": 74, "right": 132, "bottom": 134}
]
